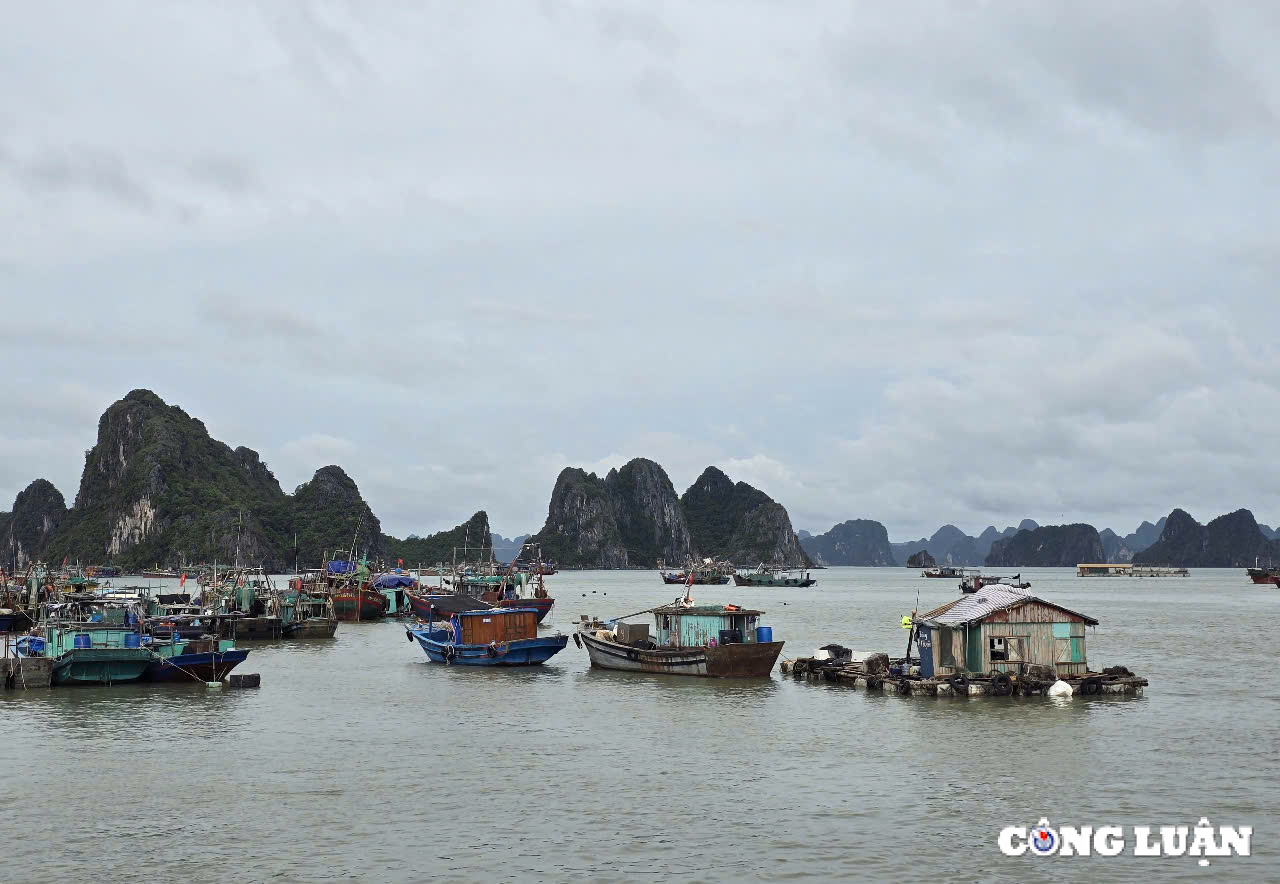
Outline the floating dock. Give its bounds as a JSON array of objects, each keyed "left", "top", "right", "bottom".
[
  {"left": 782, "top": 654, "right": 1147, "bottom": 696},
  {"left": 1, "top": 640, "right": 53, "bottom": 689},
  {"left": 1077, "top": 563, "right": 1188, "bottom": 577}
]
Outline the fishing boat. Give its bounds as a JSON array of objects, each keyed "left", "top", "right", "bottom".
[
  {"left": 659, "top": 558, "right": 734, "bottom": 585},
  {"left": 406, "top": 590, "right": 494, "bottom": 620},
  {"left": 281, "top": 589, "right": 339, "bottom": 638},
  {"left": 960, "top": 574, "right": 1030, "bottom": 594},
  {"left": 142, "top": 636, "right": 249, "bottom": 682},
  {"left": 434, "top": 543, "right": 556, "bottom": 623},
  {"left": 146, "top": 601, "right": 209, "bottom": 640},
  {"left": 206, "top": 567, "right": 288, "bottom": 638},
  {"left": 575, "top": 582, "right": 783, "bottom": 677},
  {"left": 923, "top": 566, "right": 974, "bottom": 579},
  {"left": 25, "top": 597, "right": 154, "bottom": 685},
  {"left": 406, "top": 607, "right": 568, "bottom": 666},
  {"left": 371, "top": 570, "right": 417, "bottom": 616},
  {"left": 732, "top": 564, "right": 816, "bottom": 587},
  {"left": 1246, "top": 560, "right": 1280, "bottom": 585}
]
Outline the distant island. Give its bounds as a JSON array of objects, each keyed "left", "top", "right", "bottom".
[{"left": 2, "top": 388, "right": 1277, "bottom": 572}]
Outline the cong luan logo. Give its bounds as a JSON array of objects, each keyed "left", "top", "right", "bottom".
[{"left": 999, "top": 818, "right": 1251, "bottom": 867}]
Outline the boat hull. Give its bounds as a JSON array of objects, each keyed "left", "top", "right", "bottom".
[
  {"left": 660, "top": 573, "right": 731, "bottom": 585},
  {"left": 222, "top": 616, "right": 285, "bottom": 640},
  {"left": 144, "top": 649, "right": 249, "bottom": 682},
  {"left": 407, "top": 592, "right": 492, "bottom": 620},
  {"left": 578, "top": 631, "right": 784, "bottom": 678},
  {"left": 285, "top": 618, "right": 338, "bottom": 638},
  {"left": 732, "top": 575, "right": 816, "bottom": 587},
  {"left": 408, "top": 627, "right": 568, "bottom": 666},
  {"left": 51, "top": 648, "right": 153, "bottom": 685},
  {"left": 333, "top": 590, "right": 388, "bottom": 621}
]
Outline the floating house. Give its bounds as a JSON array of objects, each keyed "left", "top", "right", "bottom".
[{"left": 914, "top": 586, "right": 1098, "bottom": 679}]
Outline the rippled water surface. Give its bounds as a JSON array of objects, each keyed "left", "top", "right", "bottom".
[{"left": 4, "top": 568, "right": 1277, "bottom": 882}]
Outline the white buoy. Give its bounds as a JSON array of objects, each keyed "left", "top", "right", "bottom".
[
  {"left": 205, "top": 681, "right": 223, "bottom": 689},
  {"left": 1047, "top": 679, "right": 1073, "bottom": 697}
]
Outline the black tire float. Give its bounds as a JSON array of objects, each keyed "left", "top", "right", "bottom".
[
  {"left": 991, "top": 672, "right": 1013, "bottom": 696},
  {"left": 950, "top": 674, "right": 969, "bottom": 694},
  {"left": 896, "top": 678, "right": 911, "bottom": 695}
]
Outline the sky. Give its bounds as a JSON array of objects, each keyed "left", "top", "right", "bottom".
[{"left": 2, "top": 2, "right": 1279, "bottom": 542}]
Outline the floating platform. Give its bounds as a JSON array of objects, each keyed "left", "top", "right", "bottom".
[
  {"left": 1076, "top": 563, "right": 1188, "bottom": 577},
  {"left": 781, "top": 656, "right": 1147, "bottom": 697},
  {"left": 1, "top": 656, "right": 54, "bottom": 689}
]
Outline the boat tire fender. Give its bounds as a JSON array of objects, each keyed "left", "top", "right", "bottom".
[
  {"left": 991, "top": 672, "right": 1013, "bottom": 696},
  {"left": 949, "top": 674, "right": 969, "bottom": 694},
  {"left": 405, "top": 629, "right": 414, "bottom": 643},
  {"left": 487, "top": 643, "right": 498, "bottom": 658},
  {"left": 895, "top": 678, "right": 911, "bottom": 695},
  {"left": 1082, "top": 677, "right": 1102, "bottom": 695},
  {"left": 572, "top": 632, "right": 582, "bottom": 649}
]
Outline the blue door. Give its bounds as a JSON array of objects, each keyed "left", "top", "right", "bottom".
[{"left": 916, "top": 625, "right": 934, "bottom": 677}]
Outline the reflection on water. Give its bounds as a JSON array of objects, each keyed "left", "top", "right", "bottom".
[{"left": 3, "top": 568, "right": 1277, "bottom": 882}]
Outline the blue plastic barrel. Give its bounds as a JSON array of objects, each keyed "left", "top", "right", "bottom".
[
  {"left": 756, "top": 626, "right": 773, "bottom": 644},
  {"left": 123, "top": 633, "right": 140, "bottom": 648},
  {"left": 73, "top": 634, "right": 91, "bottom": 649}
]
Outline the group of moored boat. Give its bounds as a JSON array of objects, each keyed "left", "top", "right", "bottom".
[{"left": 659, "top": 559, "right": 817, "bottom": 588}]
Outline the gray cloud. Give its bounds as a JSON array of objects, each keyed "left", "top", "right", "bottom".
[{"left": 1, "top": 2, "right": 1277, "bottom": 541}]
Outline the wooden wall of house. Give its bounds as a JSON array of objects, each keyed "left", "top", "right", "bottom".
[
  {"left": 927, "top": 602, "right": 1093, "bottom": 677},
  {"left": 459, "top": 610, "right": 536, "bottom": 644}
]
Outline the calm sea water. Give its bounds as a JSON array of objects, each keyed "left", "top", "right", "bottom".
[{"left": 3, "top": 568, "right": 1276, "bottom": 882}]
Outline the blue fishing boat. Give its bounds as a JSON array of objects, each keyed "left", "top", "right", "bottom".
[
  {"left": 143, "top": 637, "right": 249, "bottom": 682},
  {"left": 406, "top": 608, "right": 568, "bottom": 666}
]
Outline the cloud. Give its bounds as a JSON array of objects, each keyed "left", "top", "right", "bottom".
[{"left": 1, "top": 2, "right": 1277, "bottom": 540}]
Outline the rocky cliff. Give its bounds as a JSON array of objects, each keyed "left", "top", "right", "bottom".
[
  {"left": 681, "top": 467, "right": 809, "bottom": 566},
  {"left": 0, "top": 479, "right": 68, "bottom": 569},
  {"left": 531, "top": 459, "right": 692, "bottom": 568},
  {"left": 801, "top": 519, "right": 896, "bottom": 566},
  {"left": 40, "top": 390, "right": 386, "bottom": 570},
  {"left": 906, "top": 549, "right": 935, "bottom": 568},
  {"left": 1133, "top": 508, "right": 1280, "bottom": 567},
  {"left": 984, "top": 523, "right": 1105, "bottom": 567}
]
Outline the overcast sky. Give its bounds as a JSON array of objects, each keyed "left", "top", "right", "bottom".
[{"left": 3, "top": 2, "right": 1278, "bottom": 541}]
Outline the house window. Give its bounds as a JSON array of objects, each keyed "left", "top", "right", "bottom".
[{"left": 989, "top": 636, "right": 1008, "bottom": 662}]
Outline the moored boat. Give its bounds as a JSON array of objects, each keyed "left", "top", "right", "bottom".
[
  {"left": 923, "top": 566, "right": 974, "bottom": 579},
  {"left": 142, "top": 636, "right": 249, "bottom": 682},
  {"left": 1246, "top": 564, "right": 1280, "bottom": 585},
  {"left": 960, "top": 574, "right": 1030, "bottom": 594},
  {"left": 575, "top": 602, "right": 783, "bottom": 678},
  {"left": 407, "top": 607, "right": 568, "bottom": 666},
  {"left": 27, "top": 598, "right": 153, "bottom": 686},
  {"left": 659, "top": 558, "right": 735, "bottom": 585},
  {"left": 732, "top": 564, "right": 816, "bottom": 587}
]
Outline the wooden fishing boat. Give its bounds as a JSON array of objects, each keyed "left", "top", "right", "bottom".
[
  {"left": 1246, "top": 566, "right": 1280, "bottom": 585},
  {"left": 923, "top": 566, "right": 974, "bottom": 579},
  {"left": 142, "top": 637, "right": 249, "bottom": 682},
  {"left": 407, "top": 608, "right": 568, "bottom": 666},
  {"left": 433, "top": 543, "right": 556, "bottom": 623},
  {"left": 575, "top": 602, "right": 783, "bottom": 678},
  {"left": 406, "top": 590, "right": 493, "bottom": 620},
  {"left": 332, "top": 587, "right": 388, "bottom": 621},
  {"left": 659, "top": 559, "right": 734, "bottom": 585},
  {"left": 282, "top": 591, "right": 338, "bottom": 638},
  {"left": 732, "top": 565, "right": 816, "bottom": 587},
  {"left": 960, "top": 575, "right": 1030, "bottom": 594}
]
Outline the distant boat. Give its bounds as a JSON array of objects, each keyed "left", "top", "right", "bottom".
[
  {"left": 732, "top": 565, "right": 816, "bottom": 588},
  {"left": 575, "top": 602, "right": 783, "bottom": 678},
  {"left": 659, "top": 559, "right": 734, "bottom": 585},
  {"left": 407, "top": 608, "right": 568, "bottom": 666},
  {"left": 1247, "top": 562, "right": 1280, "bottom": 585},
  {"left": 923, "top": 566, "right": 975, "bottom": 579},
  {"left": 960, "top": 575, "right": 1030, "bottom": 594}
]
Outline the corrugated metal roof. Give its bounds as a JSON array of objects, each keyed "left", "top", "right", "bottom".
[{"left": 918, "top": 586, "right": 1099, "bottom": 627}]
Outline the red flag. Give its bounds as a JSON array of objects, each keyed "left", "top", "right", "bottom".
[
  {"left": 180, "top": 572, "right": 187, "bottom": 587},
  {"left": 686, "top": 568, "right": 695, "bottom": 588},
  {"left": 397, "top": 558, "right": 403, "bottom": 566},
  {"left": 63, "top": 556, "right": 68, "bottom": 566}
]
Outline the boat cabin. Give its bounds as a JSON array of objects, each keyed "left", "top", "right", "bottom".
[
  {"left": 651, "top": 604, "right": 767, "bottom": 648},
  {"left": 914, "top": 587, "right": 1098, "bottom": 679},
  {"left": 449, "top": 608, "right": 538, "bottom": 645}
]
